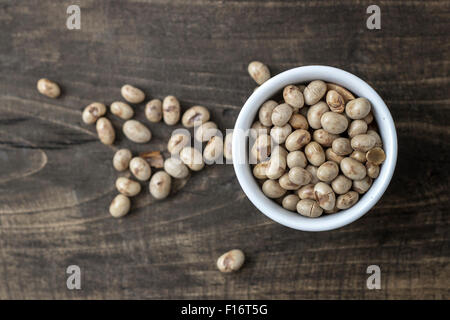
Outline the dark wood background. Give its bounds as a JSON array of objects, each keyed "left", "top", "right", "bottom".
[{"left": 0, "top": 0, "right": 448, "bottom": 299}]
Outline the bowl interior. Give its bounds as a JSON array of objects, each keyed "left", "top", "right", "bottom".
[{"left": 232, "top": 66, "right": 397, "bottom": 231}]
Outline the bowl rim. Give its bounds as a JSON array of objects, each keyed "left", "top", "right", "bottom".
[{"left": 232, "top": 65, "right": 398, "bottom": 231}]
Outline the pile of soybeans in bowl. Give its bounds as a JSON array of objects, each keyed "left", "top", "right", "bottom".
[{"left": 250, "top": 80, "right": 386, "bottom": 218}]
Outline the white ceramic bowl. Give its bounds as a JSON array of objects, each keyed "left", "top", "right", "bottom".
[{"left": 232, "top": 66, "right": 397, "bottom": 231}]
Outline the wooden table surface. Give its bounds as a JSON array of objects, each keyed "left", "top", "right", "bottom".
[{"left": 0, "top": 0, "right": 448, "bottom": 300}]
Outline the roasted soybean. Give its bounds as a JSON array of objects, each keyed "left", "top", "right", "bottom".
[
  {"left": 96, "top": 117, "right": 115, "bottom": 145},
  {"left": 37, "top": 78, "right": 60, "bottom": 98},
  {"left": 123, "top": 120, "right": 152, "bottom": 143},
  {"left": 149, "top": 171, "right": 171, "bottom": 199},
  {"left": 182, "top": 106, "right": 210, "bottom": 128},
  {"left": 113, "top": 149, "right": 132, "bottom": 172},
  {"left": 109, "top": 194, "right": 131, "bottom": 218},
  {"left": 248, "top": 61, "right": 270, "bottom": 85},
  {"left": 145, "top": 99, "right": 163, "bottom": 123},
  {"left": 217, "top": 249, "right": 245, "bottom": 272},
  {"left": 251, "top": 79, "right": 386, "bottom": 217},
  {"left": 116, "top": 177, "right": 141, "bottom": 197},
  {"left": 129, "top": 157, "right": 152, "bottom": 181},
  {"left": 163, "top": 95, "right": 181, "bottom": 125},
  {"left": 110, "top": 101, "right": 134, "bottom": 120},
  {"left": 83, "top": 102, "right": 106, "bottom": 124},
  {"left": 121, "top": 84, "right": 145, "bottom": 103}
]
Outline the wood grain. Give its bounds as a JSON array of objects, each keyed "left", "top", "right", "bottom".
[{"left": 0, "top": 0, "right": 449, "bottom": 299}]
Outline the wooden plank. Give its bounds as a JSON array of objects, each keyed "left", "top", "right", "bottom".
[{"left": 0, "top": 0, "right": 448, "bottom": 299}]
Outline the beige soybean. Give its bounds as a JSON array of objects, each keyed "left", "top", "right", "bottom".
[
  {"left": 182, "top": 106, "right": 210, "bottom": 128},
  {"left": 326, "top": 83, "right": 355, "bottom": 103},
  {"left": 289, "top": 113, "right": 309, "bottom": 130},
  {"left": 129, "top": 157, "right": 152, "bottom": 181},
  {"left": 262, "top": 180, "right": 286, "bottom": 198},
  {"left": 162, "top": 95, "right": 181, "bottom": 125},
  {"left": 345, "top": 97, "right": 371, "bottom": 119},
  {"left": 317, "top": 161, "right": 339, "bottom": 182},
  {"left": 121, "top": 84, "right": 145, "bottom": 103},
  {"left": 195, "top": 121, "right": 219, "bottom": 142},
  {"left": 366, "top": 130, "right": 383, "bottom": 147},
  {"left": 321, "top": 112, "right": 348, "bottom": 134},
  {"left": 273, "top": 145, "right": 288, "bottom": 159},
  {"left": 145, "top": 99, "right": 163, "bottom": 123},
  {"left": 351, "top": 134, "right": 376, "bottom": 152},
  {"left": 297, "top": 184, "right": 315, "bottom": 200},
  {"left": 217, "top": 249, "right": 245, "bottom": 273},
  {"left": 37, "top": 78, "right": 60, "bottom": 98},
  {"left": 116, "top": 177, "right": 141, "bottom": 197},
  {"left": 364, "top": 112, "right": 374, "bottom": 124},
  {"left": 266, "top": 147, "right": 287, "bottom": 179},
  {"left": 332, "top": 137, "right": 353, "bottom": 156},
  {"left": 82, "top": 102, "right": 107, "bottom": 124},
  {"left": 96, "top": 117, "right": 115, "bottom": 145},
  {"left": 251, "top": 121, "right": 270, "bottom": 138},
  {"left": 123, "top": 120, "right": 152, "bottom": 143},
  {"left": 251, "top": 134, "right": 272, "bottom": 162},
  {"left": 259, "top": 100, "right": 278, "bottom": 126},
  {"left": 366, "top": 147, "right": 386, "bottom": 165},
  {"left": 307, "top": 101, "right": 329, "bottom": 129},
  {"left": 285, "top": 129, "right": 311, "bottom": 152},
  {"left": 113, "top": 149, "right": 132, "bottom": 172},
  {"left": 326, "top": 90, "right": 345, "bottom": 113},
  {"left": 110, "top": 101, "right": 133, "bottom": 120},
  {"left": 283, "top": 85, "right": 304, "bottom": 109},
  {"left": 296, "top": 199, "right": 323, "bottom": 217},
  {"left": 304, "top": 80, "right": 327, "bottom": 105},
  {"left": 305, "top": 165, "right": 320, "bottom": 184},
  {"left": 288, "top": 167, "right": 312, "bottom": 186},
  {"left": 168, "top": 133, "right": 190, "bottom": 155},
  {"left": 313, "top": 129, "right": 339, "bottom": 147},
  {"left": 248, "top": 61, "right": 270, "bottom": 85},
  {"left": 287, "top": 150, "right": 307, "bottom": 169},
  {"left": 348, "top": 120, "right": 368, "bottom": 138},
  {"left": 340, "top": 157, "right": 367, "bottom": 180},
  {"left": 180, "top": 147, "right": 205, "bottom": 171},
  {"left": 109, "top": 194, "right": 131, "bottom": 218},
  {"left": 325, "top": 148, "right": 344, "bottom": 164},
  {"left": 203, "top": 136, "right": 224, "bottom": 162},
  {"left": 350, "top": 150, "right": 367, "bottom": 163},
  {"left": 149, "top": 171, "right": 171, "bottom": 200},
  {"left": 282, "top": 194, "right": 300, "bottom": 211},
  {"left": 331, "top": 175, "right": 352, "bottom": 195},
  {"left": 366, "top": 162, "right": 380, "bottom": 179},
  {"left": 324, "top": 207, "right": 339, "bottom": 215},
  {"left": 336, "top": 191, "right": 359, "bottom": 210},
  {"left": 272, "top": 103, "right": 293, "bottom": 127},
  {"left": 279, "top": 173, "right": 301, "bottom": 190},
  {"left": 270, "top": 124, "right": 292, "bottom": 144},
  {"left": 224, "top": 132, "right": 233, "bottom": 161},
  {"left": 304, "top": 141, "right": 325, "bottom": 166},
  {"left": 253, "top": 161, "right": 270, "bottom": 179},
  {"left": 353, "top": 176, "right": 372, "bottom": 194},
  {"left": 313, "top": 182, "right": 336, "bottom": 211},
  {"left": 164, "top": 157, "right": 189, "bottom": 179}
]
